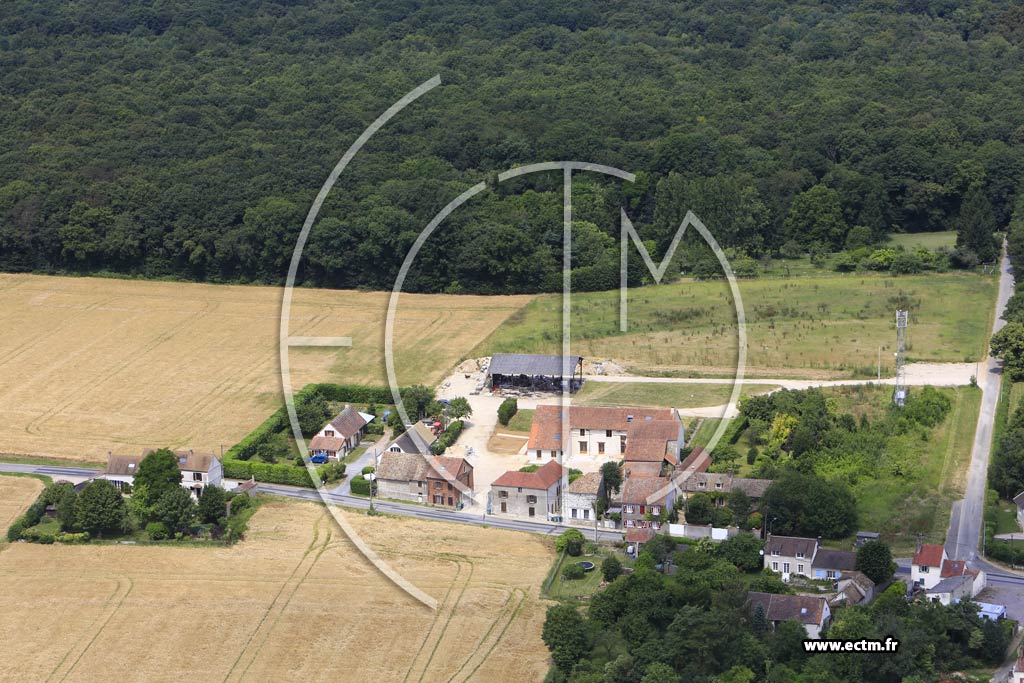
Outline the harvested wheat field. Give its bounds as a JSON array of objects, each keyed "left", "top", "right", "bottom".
[
  {"left": 0, "top": 496, "right": 554, "bottom": 682},
  {"left": 0, "top": 274, "right": 531, "bottom": 462},
  {"left": 0, "top": 476, "right": 42, "bottom": 532}
]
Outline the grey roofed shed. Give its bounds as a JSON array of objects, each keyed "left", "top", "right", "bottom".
[{"left": 487, "top": 353, "right": 584, "bottom": 392}]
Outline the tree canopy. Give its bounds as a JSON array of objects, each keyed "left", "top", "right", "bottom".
[{"left": 2, "top": 0, "right": 1023, "bottom": 293}]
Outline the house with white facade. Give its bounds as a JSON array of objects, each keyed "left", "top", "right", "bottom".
[
  {"left": 564, "top": 471, "right": 604, "bottom": 526},
  {"left": 96, "top": 450, "right": 223, "bottom": 498},
  {"left": 924, "top": 558, "right": 986, "bottom": 605},
  {"left": 309, "top": 405, "right": 373, "bottom": 460},
  {"left": 747, "top": 591, "right": 831, "bottom": 639},
  {"left": 763, "top": 535, "right": 818, "bottom": 581},
  {"left": 526, "top": 405, "right": 678, "bottom": 462},
  {"left": 911, "top": 544, "right": 947, "bottom": 589}
]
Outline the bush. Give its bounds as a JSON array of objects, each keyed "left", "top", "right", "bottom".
[
  {"left": 431, "top": 420, "right": 464, "bottom": 455},
  {"left": 222, "top": 458, "right": 316, "bottom": 487},
  {"left": 361, "top": 465, "right": 376, "bottom": 475},
  {"left": 601, "top": 555, "right": 623, "bottom": 582},
  {"left": 497, "top": 397, "right": 518, "bottom": 426},
  {"left": 562, "top": 562, "right": 585, "bottom": 580},
  {"left": 318, "top": 461, "right": 346, "bottom": 483},
  {"left": 555, "top": 528, "right": 586, "bottom": 556},
  {"left": 350, "top": 476, "right": 376, "bottom": 497},
  {"left": 146, "top": 522, "right": 169, "bottom": 540},
  {"left": 7, "top": 517, "right": 26, "bottom": 542},
  {"left": 20, "top": 526, "right": 55, "bottom": 543},
  {"left": 55, "top": 531, "right": 90, "bottom": 543},
  {"left": 229, "top": 493, "right": 251, "bottom": 516}
]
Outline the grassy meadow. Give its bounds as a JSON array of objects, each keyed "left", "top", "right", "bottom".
[
  {"left": 886, "top": 231, "right": 958, "bottom": 250},
  {"left": 475, "top": 272, "right": 996, "bottom": 379},
  {"left": 575, "top": 381, "right": 779, "bottom": 409}
]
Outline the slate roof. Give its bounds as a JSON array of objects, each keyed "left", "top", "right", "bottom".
[
  {"left": 926, "top": 574, "right": 973, "bottom": 595},
  {"left": 812, "top": 549, "right": 857, "bottom": 572},
  {"left": 488, "top": 353, "right": 581, "bottom": 377},
  {"left": 747, "top": 592, "right": 827, "bottom": 625},
  {"left": 765, "top": 535, "right": 818, "bottom": 559},
  {"left": 566, "top": 471, "right": 603, "bottom": 495},
  {"left": 913, "top": 543, "right": 945, "bottom": 568},
  {"left": 387, "top": 422, "right": 437, "bottom": 454},
  {"left": 326, "top": 405, "right": 368, "bottom": 439},
  {"left": 621, "top": 476, "right": 671, "bottom": 505},
  {"left": 492, "top": 460, "right": 563, "bottom": 490},
  {"left": 528, "top": 404, "right": 675, "bottom": 451}
]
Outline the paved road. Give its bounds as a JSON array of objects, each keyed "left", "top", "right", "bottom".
[
  {"left": 946, "top": 245, "right": 1014, "bottom": 561},
  {"left": 0, "top": 462, "right": 623, "bottom": 542}
]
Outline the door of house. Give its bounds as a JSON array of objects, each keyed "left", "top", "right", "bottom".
[
  {"left": 500, "top": 502, "right": 507, "bottom": 513},
  {"left": 447, "top": 496, "right": 453, "bottom": 506},
  {"left": 528, "top": 507, "right": 535, "bottom": 517}
]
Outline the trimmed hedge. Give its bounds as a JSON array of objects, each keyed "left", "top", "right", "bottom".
[
  {"left": 430, "top": 420, "right": 464, "bottom": 455},
  {"left": 223, "top": 382, "right": 408, "bottom": 485},
  {"left": 497, "top": 397, "right": 518, "bottom": 426},
  {"left": 350, "top": 476, "right": 376, "bottom": 497}
]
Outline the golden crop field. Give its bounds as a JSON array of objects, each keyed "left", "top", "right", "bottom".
[
  {"left": 0, "top": 274, "right": 531, "bottom": 462},
  {"left": 0, "top": 495, "right": 554, "bottom": 682},
  {"left": 0, "top": 477, "right": 42, "bottom": 533}
]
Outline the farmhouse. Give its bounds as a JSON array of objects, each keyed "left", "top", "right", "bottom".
[
  {"left": 747, "top": 592, "right": 831, "bottom": 639},
  {"left": 487, "top": 353, "right": 584, "bottom": 393},
  {"left": 95, "top": 450, "right": 223, "bottom": 498},
  {"left": 309, "top": 405, "right": 373, "bottom": 460},
  {"left": 621, "top": 476, "right": 674, "bottom": 531},
  {"left": 564, "top": 471, "right": 604, "bottom": 526},
  {"left": 811, "top": 548, "right": 857, "bottom": 581},
  {"left": 527, "top": 404, "right": 678, "bottom": 461},
  {"left": 911, "top": 543, "right": 947, "bottom": 589},
  {"left": 673, "top": 472, "right": 771, "bottom": 505},
  {"left": 375, "top": 452, "right": 474, "bottom": 508},
  {"left": 763, "top": 535, "right": 818, "bottom": 581},
  {"left": 923, "top": 559, "right": 986, "bottom": 605},
  {"left": 490, "top": 460, "right": 563, "bottom": 520},
  {"left": 386, "top": 422, "right": 438, "bottom": 455}
]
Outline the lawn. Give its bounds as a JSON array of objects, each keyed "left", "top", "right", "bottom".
[
  {"left": 506, "top": 409, "right": 535, "bottom": 433},
  {"left": 474, "top": 272, "right": 996, "bottom": 379},
  {"left": 886, "top": 231, "right": 958, "bottom": 250},
  {"left": 575, "top": 381, "right": 778, "bottom": 409},
  {"left": 543, "top": 547, "right": 626, "bottom": 602}
]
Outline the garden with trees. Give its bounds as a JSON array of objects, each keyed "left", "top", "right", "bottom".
[{"left": 6, "top": 450, "right": 259, "bottom": 545}]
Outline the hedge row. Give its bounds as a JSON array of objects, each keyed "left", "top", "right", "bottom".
[
  {"left": 6, "top": 488, "right": 48, "bottom": 542},
  {"left": 223, "top": 382, "right": 407, "bottom": 484},
  {"left": 720, "top": 415, "right": 749, "bottom": 445},
  {"left": 350, "top": 476, "right": 376, "bottom": 496},
  {"left": 431, "top": 420, "right": 465, "bottom": 455}
]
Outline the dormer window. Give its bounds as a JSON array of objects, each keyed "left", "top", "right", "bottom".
[
  {"left": 325, "top": 429, "right": 334, "bottom": 437},
  {"left": 771, "top": 550, "right": 779, "bottom": 556},
  {"left": 796, "top": 552, "right": 804, "bottom": 559},
  {"left": 698, "top": 482, "right": 706, "bottom": 488}
]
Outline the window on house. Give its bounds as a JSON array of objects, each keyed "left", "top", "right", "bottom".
[
  {"left": 771, "top": 550, "right": 779, "bottom": 556},
  {"left": 517, "top": 487, "right": 522, "bottom": 493},
  {"left": 536, "top": 450, "right": 542, "bottom": 459},
  {"left": 921, "top": 566, "right": 929, "bottom": 573},
  {"left": 698, "top": 482, "right": 706, "bottom": 488},
  {"left": 783, "top": 562, "right": 790, "bottom": 573},
  {"left": 579, "top": 428, "right": 585, "bottom": 436},
  {"left": 715, "top": 482, "right": 722, "bottom": 489},
  {"left": 583, "top": 509, "right": 589, "bottom": 520},
  {"left": 325, "top": 430, "right": 334, "bottom": 437},
  {"left": 597, "top": 442, "right": 605, "bottom": 454},
  {"left": 418, "top": 481, "right": 422, "bottom": 488},
  {"left": 772, "top": 562, "right": 778, "bottom": 571},
  {"left": 498, "top": 490, "right": 508, "bottom": 498},
  {"left": 579, "top": 441, "right": 588, "bottom": 453},
  {"left": 526, "top": 495, "right": 537, "bottom": 504},
  {"left": 827, "top": 570, "right": 837, "bottom": 580},
  {"left": 434, "top": 481, "right": 442, "bottom": 490},
  {"left": 571, "top": 509, "right": 577, "bottom": 518},
  {"left": 193, "top": 472, "right": 203, "bottom": 481},
  {"left": 650, "top": 506, "right": 659, "bottom": 515},
  {"left": 605, "top": 430, "right": 612, "bottom": 438},
  {"left": 797, "top": 564, "right": 804, "bottom": 574},
  {"left": 796, "top": 552, "right": 805, "bottom": 559},
  {"left": 624, "top": 504, "right": 634, "bottom": 514}
]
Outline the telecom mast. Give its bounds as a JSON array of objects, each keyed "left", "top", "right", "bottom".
[{"left": 894, "top": 309, "right": 908, "bottom": 407}]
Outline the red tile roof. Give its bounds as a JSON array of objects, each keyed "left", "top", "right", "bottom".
[
  {"left": 940, "top": 559, "right": 967, "bottom": 578},
  {"left": 913, "top": 544, "right": 945, "bottom": 568},
  {"left": 621, "top": 476, "right": 671, "bottom": 505},
  {"left": 624, "top": 419, "right": 683, "bottom": 464},
  {"left": 527, "top": 405, "right": 674, "bottom": 451},
  {"left": 625, "top": 528, "right": 657, "bottom": 543},
  {"left": 492, "top": 460, "right": 563, "bottom": 490}
]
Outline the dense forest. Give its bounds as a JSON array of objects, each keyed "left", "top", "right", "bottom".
[{"left": 2, "top": 0, "right": 1024, "bottom": 292}]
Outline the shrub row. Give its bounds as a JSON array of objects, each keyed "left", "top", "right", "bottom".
[
  {"left": 350, "top": 475, "right": 376, "bottom": 496},
  {"left": 223, "top": 459, "right": 316, "bottom": 487},
  {"left": 430, "top": 420, "right": 464, "bottom": 455}
]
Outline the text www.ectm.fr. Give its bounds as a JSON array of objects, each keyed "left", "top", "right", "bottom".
[{"left": 803, "top": 638, "right": 900, "bottom": 654}]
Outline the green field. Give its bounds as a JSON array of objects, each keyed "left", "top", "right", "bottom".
[
  {"left": 576, "top": 381, "right": 778, "bottom": 409},
  {"left": 506, "top": 409, "right": 535, "bottom": 432},
  {"left": 886, "top": 231, "right": 958, "bottom": 250},
  {"left": 475, "top": 272, "right": 996, "bottom": 378}
]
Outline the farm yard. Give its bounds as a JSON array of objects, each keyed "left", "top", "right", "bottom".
[
  {"left": 475, "top": 272, "right": 997, "bottom": 379},
  {"left": 0, "top": 494, "right": 554, "bottom": 682},
  {"left": 0, "top": 274, "right": 530, "bottom": 462}
]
